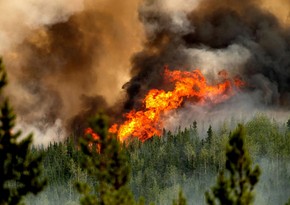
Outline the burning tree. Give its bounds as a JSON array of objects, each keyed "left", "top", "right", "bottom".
[
  {"left": 0, "top": 59, "right": 46, "bottom": 205},
  {"left": 205, "top": 125, "right": 261, "bottom": 205},
  {"left": 111, "top": 67, "right": 244, "bottom": 142},
  {"left": 76, "top": 113, "right": 136, "bottom": 205}
]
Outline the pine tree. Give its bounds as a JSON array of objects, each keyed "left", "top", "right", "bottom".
[
  {"left": 205, "top": 124, "right": 261, "bottom": 205},
  {"left": 0, "top": 59, "right": 47, "bottom": 205},
  {"left": 206, "top": 125, "right": 213, "bottom": 145},
  {"left": 75, "top": 113, "right": 136, "bottom": 205}
]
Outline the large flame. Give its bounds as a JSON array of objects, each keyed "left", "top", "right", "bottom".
[{"left": 111, "top": 67, "right": 244, "bottom": 142}]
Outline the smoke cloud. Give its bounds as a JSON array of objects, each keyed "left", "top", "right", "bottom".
[
  {"left": 123, "top": 0, "right": 290, "bottom": 132},
  {"left": 0, "top": 0, "right": 84, "bottom": 53},
  {"left": 1, "top": 0, "right": 143, "bottom": 144},
  {"left": 1, "top": 0, "right": 290, "bottom": 144}
]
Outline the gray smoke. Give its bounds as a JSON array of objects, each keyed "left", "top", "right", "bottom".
[
  {"left": 123, "top": 0, "right": 290, "bottom": 131},
  {"left": 1, "top": 0, "right": 290, "bottom": 144}
]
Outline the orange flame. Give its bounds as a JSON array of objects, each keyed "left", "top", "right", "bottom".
[
  {"left": 85, "top": 127, "right": 101, "bottom": 152},
  {"left": 110, "top": 67, "right": 244, "bottom": 142}
]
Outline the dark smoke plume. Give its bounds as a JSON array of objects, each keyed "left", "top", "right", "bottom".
[
  {"left": 1, "top": 0, "right": 290, "bottom": 144},
  {"left": 125, "top": 0, "right": 290, "bottom": 111}
]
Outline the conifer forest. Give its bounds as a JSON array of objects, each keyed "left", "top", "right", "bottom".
[{"left": 1, "top": 0, "right": 290, "bottom": 205}]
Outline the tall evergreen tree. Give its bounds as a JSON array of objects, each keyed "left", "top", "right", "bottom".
[
  {"left": 0, "top": 59, "right": 46, "bottom": 205},
  {"left": 205, "top": 124, "right": 261, "bottom": 205},
  {"left": 206, "top": 125, "right": 213, "bottom": 145},
  {"left": 76, "top": 113, "right": 136, "bottom": 205}
]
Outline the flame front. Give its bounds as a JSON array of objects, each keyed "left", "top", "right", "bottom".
[{"left": 110, "top": 67, "right": 245, "bottom": 142}]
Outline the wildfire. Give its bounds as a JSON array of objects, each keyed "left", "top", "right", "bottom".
[
  {"left": 85, "top": 127, "right": 101, "bottom": 152},
  {"left": 109, "top": 67, "right": 245, "bottom": 142}
]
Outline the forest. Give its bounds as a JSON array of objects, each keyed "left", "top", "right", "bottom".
[
  {"left": 0, "top": 58, "right": 290, "bottom": 205},
  {"left": 23, "top": 114, "right": 290, "bottom": 205},
  {"left": 1, "top": 0, "right": 290, "bottom": 204}
]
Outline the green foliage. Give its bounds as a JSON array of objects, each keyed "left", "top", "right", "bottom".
[
  {"left": 76, "top": 113, "right": 135, "bottom": 205},
  {"left": 0, "top": 59, "right": 46, "bottom": 205},
  {"left": 205, "top": 125, "right": 261, "bottom": 205},
  {"left": 24, "top": 114, "right": 290, "bottom": 205},
  {"left": 206, "top": 125, "right": 213, "bottom": 145},
  {"left": 172, "top": 190, "right": 186, "bottom": 205},
  {"left": 30, "top": 138, "right": 86, "bottom": 205}
]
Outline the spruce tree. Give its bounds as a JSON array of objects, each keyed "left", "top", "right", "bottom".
[
  {"left": 0, "top": 59, "right": 47, "bottom": 205},
  {"left": 76, "top": 113, "right": 135, "bottom": 205},
  {"left": 206, "top": 125, "right": 213, "bottom": 145},
  {"left": 205, "top": 124, "right": 261, "bottom": 205}
]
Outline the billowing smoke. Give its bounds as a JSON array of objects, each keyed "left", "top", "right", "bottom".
[
  {"left": 124, "top": 0, "right": 290, "bottom": 132},
  {"left": 1, "top": 0, "right": 290, "bottom": 144},
  {"left": 0, "top": 0, "right": 84, "bottom": 53},
  {"left": 1, "top": 0, "right": 143, "bottom": 144}
]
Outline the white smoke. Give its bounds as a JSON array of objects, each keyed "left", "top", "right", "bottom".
[
  {"left": 16, "top": 119, "right": 66, "bottom": 146},
  {"left": 186, "top": 44, "right": 251, "bottom": 77},
  {"left": 140, "top": 0, "right": 202, "bottom": 37},
  {"left": 159, "top": 0, "right": 202, "bottom": 13},
  {"left": 163, "top": 94, "right": 290, "bottom": 137}
]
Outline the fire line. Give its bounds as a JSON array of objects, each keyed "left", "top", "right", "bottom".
[{"left": 88, "top": 67, "right": 245, "bottom": 142}]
